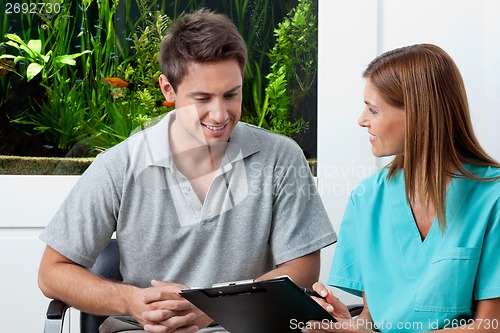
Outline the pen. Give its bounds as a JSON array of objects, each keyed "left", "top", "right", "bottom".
[{"left": 304, "top": 288, "right": 326, "bottom": 299}]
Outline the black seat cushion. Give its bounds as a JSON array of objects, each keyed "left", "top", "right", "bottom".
[{"left": 81, "top": 240, "right": 122, "bottom": 332}]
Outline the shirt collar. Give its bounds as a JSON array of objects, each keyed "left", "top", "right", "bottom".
[{"left": 127, "top": 110, "right": 260, "bottom": 176}]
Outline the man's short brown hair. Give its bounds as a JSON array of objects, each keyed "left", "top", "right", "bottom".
[{"left": 158, "top": 9, "right": 248, "bottom": 91}]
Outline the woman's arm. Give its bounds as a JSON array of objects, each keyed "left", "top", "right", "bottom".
[
  {"left": 303, "top": 297, "right": 500, "bottom": 333},
  {"left": 438, "top": 298, "right": 500, "bottom": 333}
]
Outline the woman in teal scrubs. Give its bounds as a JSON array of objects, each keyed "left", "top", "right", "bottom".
[{"left": 305, "top": 44, "right": 500, "bottom": 332}]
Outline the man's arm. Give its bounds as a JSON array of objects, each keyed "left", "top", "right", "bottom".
[
  {"left": 38, "top": 245, "right": 197, "bottom": 331},
  {"left": 256, "top": 250, "right": 320, "bottom": 288}
]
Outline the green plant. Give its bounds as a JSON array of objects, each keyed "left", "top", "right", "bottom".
[
  {"left": 13, "top": 79, "right": 92, "bottom": 150},
  {"left": 1, "top": 7, "right": 11, "bottom": 106},
  {"left": 86, "top": 9, "right": 172, "bottom": 153},
  {"left": 224, "top": 0, "right": 289, "bottom": 79},
  {"left": 1, "top": 0, "right": 316, "bottom": 158},
  {"left": 0, "top": 1, "right": 99, "bottom": 154},
  {"left": 0, "top": 33, "right": 90, "bottom": 82},
  {"left": 242, "top": 0, "right": 316, "bottom": 137},
  {"left": 275, "top": 0, "right": 318, "bottom": 100},
  {"left": 118, "top": 10, "right": 170, "bottom": 113}
]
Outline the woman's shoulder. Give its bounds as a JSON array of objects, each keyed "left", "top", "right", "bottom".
[
  {"left": 463, "top": 162, "right": 499, "bottom": 172},
  {"left": 350, "top": 167, "right": 399, "bottom": 201},
  {"left": 462, "top": 164, "right": 500, "bottom": 196},
  {"left": 478, "top": 164, "right": 500, "bottom": 178},
  {"left": 461, "top": 163, "right": 500, "bottom": 184},
  {"left": 358, "top": 167, "right": 394, "bottom": 187}
]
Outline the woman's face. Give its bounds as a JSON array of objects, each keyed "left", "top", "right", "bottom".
[{"left": 358, "top": 79, "right": 406, "bottom": 157}]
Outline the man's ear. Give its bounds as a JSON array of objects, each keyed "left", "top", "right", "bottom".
[{"left": 159, "top": 74, "right": 176, "bottom": 104}]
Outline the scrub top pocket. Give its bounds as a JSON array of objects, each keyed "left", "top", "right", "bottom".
[{"left": 415, "top": 247, "right": 481, "bottom": 313}]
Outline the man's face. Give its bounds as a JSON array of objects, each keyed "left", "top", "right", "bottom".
[{"left": 160, "top": 60, "right": 243, "bottom": 147}]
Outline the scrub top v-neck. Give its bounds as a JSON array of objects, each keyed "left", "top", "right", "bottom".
[{"left": 329, "top": 164, "right": 500, "bottom": 332}]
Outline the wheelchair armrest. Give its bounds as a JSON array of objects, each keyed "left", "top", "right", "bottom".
[
  {"left": 44, "top": 299, "right": 70, "bottom": 333},
  {"left": 348, "top": 304, "right": 364, "bottom": 317},
  {"left": 47, "top": 299, "right": 70, "bottom": 320}
]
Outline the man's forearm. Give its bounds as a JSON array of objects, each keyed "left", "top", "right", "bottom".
[
  {"left": 38, "top": 246, "right": 135, "bottom": 316},
  {"left": 256, "top": 251, "right": 321, "bottom": 288},
  {"left": 39, "top": 260, "right": 134, "bottom": 316}
]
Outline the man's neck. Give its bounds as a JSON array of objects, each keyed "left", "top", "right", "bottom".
[
  {"left": 169, "top": 134, "right": 228, "bottom": 203},
  {"left": 169, "top": 121, "right": 228, "bottom": 180},
  {"left": 175, "top": 145, "right": 227, "bottom": 178}
]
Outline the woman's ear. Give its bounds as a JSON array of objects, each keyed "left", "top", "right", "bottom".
[{"left": 159, "top": 74, "right": 176, "bottom": 105}]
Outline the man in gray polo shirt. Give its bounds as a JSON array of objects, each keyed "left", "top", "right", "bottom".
[{"left": 38, "top": 9, "right": 336, "bottom": 333}]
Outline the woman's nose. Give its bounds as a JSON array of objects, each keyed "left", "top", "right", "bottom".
[{"left": 358, "top": 109, "right": 369, "bottom": 127}]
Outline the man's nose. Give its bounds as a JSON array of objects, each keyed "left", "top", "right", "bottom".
[{"left": 211, "top": 98, "right": 229, "bottom": 123}]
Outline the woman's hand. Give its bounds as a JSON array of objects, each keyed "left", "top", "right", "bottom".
[
  {"left": 304, "top": 283, "right": 376, "bottom": 333},
  {"left": 311, "top": 282, "right": 352, "bottom": 320}
]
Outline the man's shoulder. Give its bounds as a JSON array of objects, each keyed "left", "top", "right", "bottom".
[
  {"left": 96, "top": 116, "right": 168, "bottom": 162},
  {"left": 94, "top": 139, "right": 130, "bottom": 162},
  {"left": 237, "top": 122, "right": 301, "bottom": 151},
  {"left": 85, "top": 134, "right": 137, "bottom": 178},
  {"left": 238, "top": 122, "right": 292, "bottom": 139}
]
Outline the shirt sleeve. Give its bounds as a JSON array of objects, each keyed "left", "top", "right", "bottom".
[
  {"left": 268, "top": 139, "right": 337, "bottom": 265},
  {"left": 474, "top": 197, "right": 500, "bottom": 300},
  {"left": 328, "top": 192, "right": 364, "bottom": 297},
  {"left": 39, "top": 152, "right": 120, "bottom": 267}
]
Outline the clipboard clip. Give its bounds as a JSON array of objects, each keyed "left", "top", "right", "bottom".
[{"left": 212, "top": 279, "right": 255, "bottom": 288}]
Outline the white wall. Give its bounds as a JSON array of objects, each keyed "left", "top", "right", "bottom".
[
  {"left": 0, "top": 176, "right": 80, "bottom": 332},
  {"left": 317, "top": 0, "right": 500, "bottom": 305}
]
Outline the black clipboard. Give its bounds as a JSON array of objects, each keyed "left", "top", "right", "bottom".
[{"left": 179, "top": 276, "right": 335, "bottom": 332}]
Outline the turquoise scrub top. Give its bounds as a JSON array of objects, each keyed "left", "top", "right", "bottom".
[{"left": 329, "top": 164, "right": 500, "bottom": 333}]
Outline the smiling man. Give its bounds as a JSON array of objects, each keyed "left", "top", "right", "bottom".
[{"left": 38, "top": 9, "right": 336, "bottom": 333}]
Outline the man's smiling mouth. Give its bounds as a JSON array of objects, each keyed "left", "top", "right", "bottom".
[{"left": 204, "top": 124, "right": 226, "bottom": 131}]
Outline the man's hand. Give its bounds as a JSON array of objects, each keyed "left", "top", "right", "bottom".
[
  {"left": 134, "top": 280, "right": 213, "bottom": 333},
  {"left": 127, "top": 280, "right": 198, "bottom": 333}
]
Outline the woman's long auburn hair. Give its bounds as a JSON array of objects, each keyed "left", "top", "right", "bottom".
[{"left": 363, "top": 44, "right": 500, "bottom": 229}]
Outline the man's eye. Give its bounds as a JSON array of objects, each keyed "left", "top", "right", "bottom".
[
  {"left": 195, "top": 97, "right": 209, "bottom": 102},
  {"left": 224, "top": 93, "right": 237, "bottom": 99},
  {"left": 369, "top": 108, "right": 377, "bottom": 114}
]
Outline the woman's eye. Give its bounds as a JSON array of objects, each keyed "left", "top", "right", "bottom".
[{"left": 369, "top": 108, "right": 377, "bottom": 114}]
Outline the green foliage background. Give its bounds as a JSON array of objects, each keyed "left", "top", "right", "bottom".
[{"left": 0, "top": 0, "right": 317, "bottom": 157}]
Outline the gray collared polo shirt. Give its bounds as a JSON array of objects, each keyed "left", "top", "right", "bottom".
[{"left": 41, "top": 110, "right": 337, "bottom": 288}]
